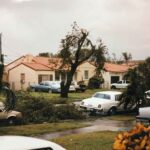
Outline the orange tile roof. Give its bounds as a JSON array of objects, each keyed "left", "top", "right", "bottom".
[
  {"left": 104, "top": 63, "right": 129, "bottom": 73},
  {"left": 22, "top": 62, "right": 52, "bottom": 71}
]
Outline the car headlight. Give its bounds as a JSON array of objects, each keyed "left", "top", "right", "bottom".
[
  {"left": 98, "top": 104, "right": 101, "bottom": 108},
  {"left": 81, "top": 101, "right": 84, "bottom": 105}
]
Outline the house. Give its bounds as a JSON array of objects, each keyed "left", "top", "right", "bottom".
[
  {"left": 5, "top": 54, "right": 139, "bottom": 90},
  {"left": 5, "top": 55, "right": 95, "bottom": 90},
  {"left": 101, "top": 63, "right": 130, "bottom": 88}
]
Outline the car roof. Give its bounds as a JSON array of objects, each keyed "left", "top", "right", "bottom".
[
  {"left": 95, "top": 91, "right": 122, "bottom": 95},
  {"left": 0, "top": 136, "right": 65, "bottom": 150}
]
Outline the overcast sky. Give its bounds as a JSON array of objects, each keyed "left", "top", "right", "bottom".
[{"left": 0, "top": 0, "right": 150, "bottom": 63}]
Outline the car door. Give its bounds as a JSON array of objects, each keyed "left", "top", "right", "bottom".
[
  {"left": 38, "top": 82, "right": 46, "bottom": 92},
  {"left": 117, "top": 81, "right": 123, "bottom": 89}
]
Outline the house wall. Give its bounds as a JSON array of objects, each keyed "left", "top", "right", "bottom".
[
  {"left": 9, "top": 64, "right": 55, "bottom": 90},
  {"left": 9, "top": 64, "right": 37, "bottom": 90},
  {"left": 75, "top": 62, "right": 96, "bottom": 85},
  {"left": 102, "top": 71, "right": 125, "bottom": 89}
]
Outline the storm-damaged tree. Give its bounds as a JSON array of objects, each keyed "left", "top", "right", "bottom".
[
  {"left": 58, "top": 22, "right": 107, "bottom": 98},
  {"left": 0, "top": 50, "right": 16, "bottom": 111},
  {"left": 119, "top": 57, "right": 150, "bottom": 111}
]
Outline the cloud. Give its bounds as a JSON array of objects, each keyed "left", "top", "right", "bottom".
[
  {"left": 0, "top": 0, "right": 150, "bottom": 62},
  {"left": 13, "top": 0, "right": 33, "bottom": 2}
]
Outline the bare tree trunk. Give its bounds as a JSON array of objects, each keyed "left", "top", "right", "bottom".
[{"left": 60, "top": 64, "right": 77, "bottom": 98}]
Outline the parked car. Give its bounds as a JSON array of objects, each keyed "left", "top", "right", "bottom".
[
  {"left": 0, "top": 136, "right": 66, "bottom": 150},
  {"left": 145, "top": 90, "right": 150, "bottom": 99},
  {"left": 29, "top": 81, "right": 75, "bottom": 93},
  {"left": 111, "top": 80, "right": 130, "bottom": 89},
  {"left": 0, "top": 102, "right": 22, "bottom": 125},
  {"left": 71, "top": 81, "right": 86, "bottom": 92},
  {"left": 80, "top": 91, "right": 122, "bottom": 115},
  {"left": 136, "top": 107, "right": 150, "bottom": 123}
]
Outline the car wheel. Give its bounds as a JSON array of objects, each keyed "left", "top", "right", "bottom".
[
  {"left": 32, "top": 88, "right": 36, "bottom": 92},
  {"left": 48, "top": 89, "right": 52, "bottom": 93},
  {"left": 108, "top": 107, "right": 117, "bottom": 115},
  {"left": 7, "top": 117, "right": 16, "bottom": 125},
  {"left": 111, "top": 86, "right": 116, "bottom": 89}
]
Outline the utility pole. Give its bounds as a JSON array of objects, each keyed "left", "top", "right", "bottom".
[
  {"left": 0, "top": 33, "right": 2, "bottom": 63},
  {"left": 0, "top": 33, "right": 3, "bottom": 63},
  {"left": 0, "top": 33, "right": 4, "bottom": 89}
]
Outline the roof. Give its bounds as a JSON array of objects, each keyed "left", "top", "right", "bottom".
[
  {"left": 22, "top": 62, "right": 52, "bottom": 71},
  {"left": 104, "top": 63, "right": 130, "bottom": 73}
]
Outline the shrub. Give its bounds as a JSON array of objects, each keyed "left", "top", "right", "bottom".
[
  {"left": 16, "top": 98, "right": 55, "bottom": 123},
  {"left": 54, "top": 104, "right": 85, "bottom": 120},
  {"left": 113, "top": 123, "right": 150, "bottom": 150},
  {"left": 16, "top": 98, "right": 85, "bottom": 124},
  {"left": 88, "top": 75, "right": 104, "bottom": 89}
]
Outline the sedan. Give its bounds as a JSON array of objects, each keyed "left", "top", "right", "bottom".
[
  {"left": 0, "top": 136, "right": 66, "bottom": 150},
  {"left": 80, "top": 91, "right": 122, "bottom": 115},
  {"left": 30, "top": 81, "right": 60, "bottom": 93}
]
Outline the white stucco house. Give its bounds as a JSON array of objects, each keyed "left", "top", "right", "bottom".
[
  {"left": 5, "top": 55, "right": 96, "bottom": 90},
  {"left": 5, "top": 54, "right": 135, "bottom": 90}
]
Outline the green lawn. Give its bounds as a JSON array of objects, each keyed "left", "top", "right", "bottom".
[
  {"left": 52, "top": 131, "right": 118, "bottom": 150},
  {"left": 105, "top": 114, "right": 136, "bottom": 121},
  {"left": 16, "top": 89, "right": 106, "bottom": 103},
  {"left": 0, "top": 121, "right": 88, "bottom": 136}
]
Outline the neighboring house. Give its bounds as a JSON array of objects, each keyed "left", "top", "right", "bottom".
[
  {"left": 5, "top": 54, "right": 140, "bottom": 90},
  {"left": 102, "top": 63, "right": 130, "bottom": 88},
  {"left": 5, "top": 55, "right": 95, "bottom": 90}
]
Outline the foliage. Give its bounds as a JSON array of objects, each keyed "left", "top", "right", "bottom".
[
  {"left": 38, "top": 52, "right": 58, "bottom": 57},
  {"left": 88, "top": 75, "right": 104, "bottom": 89},
  {"left": 113, "top": 123, "right": 150, "bottom": 150},
  {"left": 119, "top": 57, "right": 150, "bottom": 110},
  {"left": 58, "top": 22, "right": 107, "bottom": 97},
  {"left": 54, "top": 104, "right": 85, "bottom": 120},
  {"left": 16, "top": 98, "right": 85, "bottom": 123}
]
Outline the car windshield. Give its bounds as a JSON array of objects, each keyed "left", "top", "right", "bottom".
[{"left": 93, "top": 93, "right": 111, "bottom": 100}]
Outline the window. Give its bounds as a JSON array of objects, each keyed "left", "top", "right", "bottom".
[
  {"left": 31, "top": 147, "right": 53, "bottom": 150},
  {"left": 20, "top": 73, "right": 25, "bottom": 84},
  {"left": 93, "top": 93, "right": 111, "bottom": 100},
  {"left": 115, "top": 94, "right": 121, "bottom": 101},
  {"left": 117, "top": 81, "right": 122, "bottom": 84},
  {"left": 49, "top": 75, "right": 53, "bottom": 81},
  {"left": 55, "top": 71, "right": 60, "bottom": 81},
  {"left": 84, "top": 70, "right": 89, "bottom": 80}
]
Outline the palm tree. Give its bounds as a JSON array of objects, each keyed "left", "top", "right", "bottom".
[
  {"left": 122, "top": 52, "right": 132, "bottom": 63},
  {"left": 119, "top": 57, "right": 150, "bottom": 110}
]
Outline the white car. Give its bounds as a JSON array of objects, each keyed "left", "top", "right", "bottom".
[
  {"left": 111, "top": 80, "right": 130, "bottom": 89},
  {"left": 0, "top": 136, "right": 66, "bottom": 150},
  {"left": 80, "top": 91, "right": 122, "bottom": 115},
  {"left": 145, "top": 90, "right": 150, "bottom": 99}
]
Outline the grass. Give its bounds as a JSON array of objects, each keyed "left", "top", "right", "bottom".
[
  {"left": 52, "top": 131, "right": 118, "bottom": 150},
  {"left": 0, "top": 121, "right": 88, "bottom": 136},
  {"left": 105, "top": 114, "right": 136, "bottom": 121},
  {"left": 15, "top": 89, "right": 106, "bottom": 103}
]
